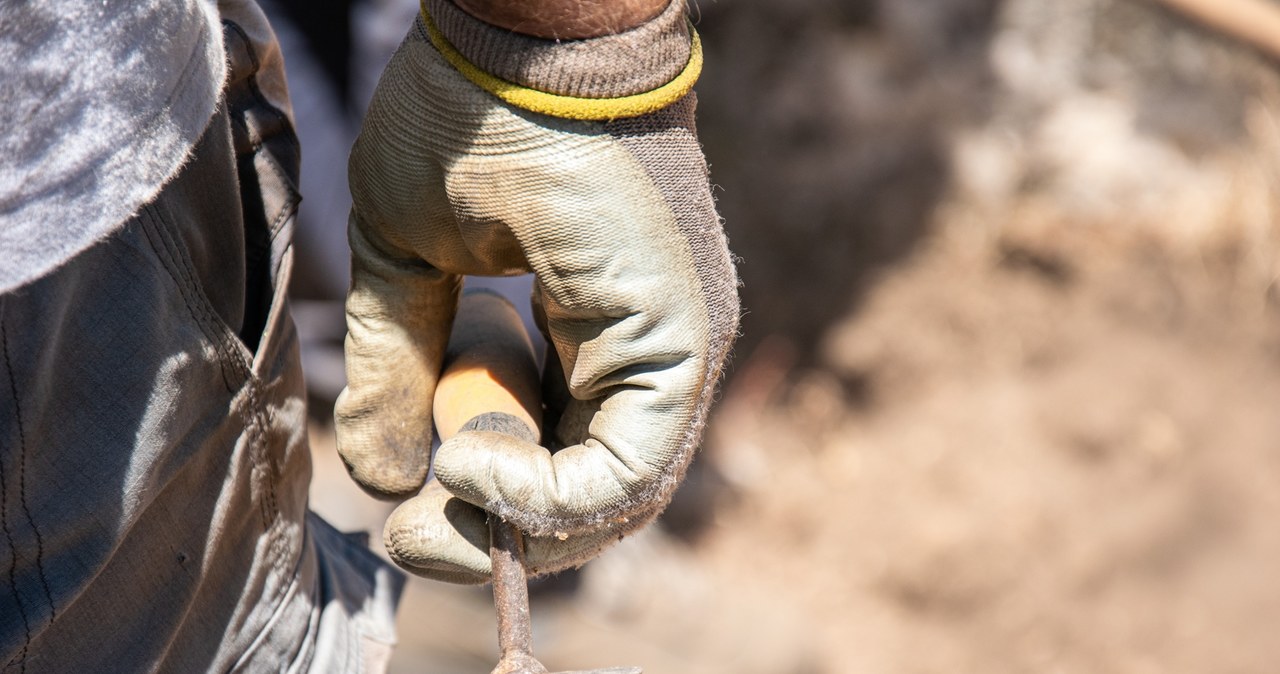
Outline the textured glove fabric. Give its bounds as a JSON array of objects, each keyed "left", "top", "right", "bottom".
[
  {"left": 423, "top": 0, "right": 691, "bottom": 98},
  {"left": 384, "top": 479, "right": 663, "bottom": 583},
  {"left": 339, "top": 0, "right": 738, "bottom": 579}
]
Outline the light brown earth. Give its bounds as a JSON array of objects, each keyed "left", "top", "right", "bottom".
[{"left": 309, "top": 0, "right": 1280, "bottom": 671}]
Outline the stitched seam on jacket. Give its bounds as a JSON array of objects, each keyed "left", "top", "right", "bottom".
[
  {"left": 224, "top": 130, "right": 300, "bottom": 243},
  {"left": 266, "top": 164, "right": 300, "bottom": 240},
  {"left": 137, "top": 207, "right": 282, "bottom": 538},
  {"left": 137, "top": 205, "right": 280, "bottom": 534},
  {"left": 222, "top": 21, "right": 293, "bottom": 552},
  {"left": 2, "top": 319, "right": 56, "bottom": 622},
  {"left": 212, "top": 24, "right": 292, "bottom": 564},
  {"left": 136, "top": 207, "right": 245, "bottom": 392},
  {"left": 1, "top": 299, "right": 58, "bottom": 635},
  {"left": 0, "top": 301, "right": 32, "bottom": 673},
  {"left": 221, "top": 20, "right": 300, "bottom": 156},
  {"left": 247, "top": 380, "right": 279, "bottom": 541}
]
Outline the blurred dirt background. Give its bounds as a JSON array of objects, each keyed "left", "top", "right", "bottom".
[{"left": 305, "top": 0, "right": 1280, "bottom": 671}]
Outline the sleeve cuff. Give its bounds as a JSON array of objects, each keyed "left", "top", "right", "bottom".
[{"left": 419, "top": 0, "right": 700, "bottom": 120}]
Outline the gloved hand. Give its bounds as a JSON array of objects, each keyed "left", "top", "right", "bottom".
[{"left": 335, "top": 0, "right": 738, "bottom": 581}]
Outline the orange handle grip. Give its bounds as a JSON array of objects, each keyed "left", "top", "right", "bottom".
[{"left": 433, "top": 291, "right": 541, "bottom": 443}]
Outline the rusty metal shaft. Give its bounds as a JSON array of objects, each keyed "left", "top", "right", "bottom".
[
  {"left": 488, "top": 517, "right": 641, "bottom": 674},
  {"left": 490, "top": 518, "right": 548, "bottom": 674}
]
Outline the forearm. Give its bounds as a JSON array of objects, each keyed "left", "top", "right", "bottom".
[{"left": 453, "top": 0, "right": 669, "bottom": 38}]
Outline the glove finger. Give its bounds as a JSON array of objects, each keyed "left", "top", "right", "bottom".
[
  {"left": 335, "top": 211, "right": 461, "bottom": 499},
  {"left": 384, "top": 480, "right": 649, "bottom": 583},
  {"left": 384, "top": 480, "right": 490, "bottom": 584}
]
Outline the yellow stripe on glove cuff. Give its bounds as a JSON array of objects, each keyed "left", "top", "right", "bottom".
[{"left": 419, "top": 1, "right": 702, "bottom": 121}]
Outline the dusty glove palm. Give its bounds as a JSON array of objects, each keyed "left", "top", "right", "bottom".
[{"left": 336, "top": 13, "right": 738, "bottom": 579}]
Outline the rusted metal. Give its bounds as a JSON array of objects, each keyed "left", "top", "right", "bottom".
[
  {"left": 488, "top": 517, "right": 641, "bottom": 674},
  {"left": 489, "top": 518, "right": 547, "bottom": 674}
]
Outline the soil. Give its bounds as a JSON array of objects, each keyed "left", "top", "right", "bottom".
[{"left": 307, "top": 0, "right": 1280, "bottom": 671}]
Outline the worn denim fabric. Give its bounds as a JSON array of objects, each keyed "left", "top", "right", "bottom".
[{"left": 0, "top": 16, "right": 402, "bottom": 674}]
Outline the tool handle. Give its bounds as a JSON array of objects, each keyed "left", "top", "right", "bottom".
[
  {"left": 433, "top": 291, "right": 546, "bottom": 670},
  {"left": 433, "top": 290, "right": 541, "bottom": 443}
]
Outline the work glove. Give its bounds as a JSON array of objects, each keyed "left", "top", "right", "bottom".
[{"left": 335, "top": 0, "right": 739, "bottom": 581}]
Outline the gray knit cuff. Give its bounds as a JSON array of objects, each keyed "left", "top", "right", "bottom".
[{"left": 423, "top": 0, "right": 692, "bottom": 99}]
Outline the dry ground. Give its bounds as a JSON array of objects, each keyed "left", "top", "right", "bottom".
[
  {"left": 308, "top": 0, "right": 1280, "bottom": 671},
  {"left": 310, "top": 222, "right": 1280, "bottom": 673}
]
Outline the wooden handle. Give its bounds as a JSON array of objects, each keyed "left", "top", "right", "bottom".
[
  {"left": 434, "top": 290, "right": 547, "bottom": 672},
  {"left": 433, "top": 290, "right": 542, "bottom": 443}
]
